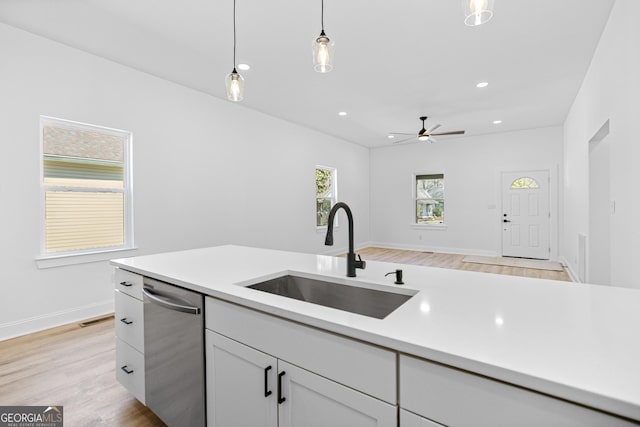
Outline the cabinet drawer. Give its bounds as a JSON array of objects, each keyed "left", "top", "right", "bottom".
[
  {"left": 399, "top": 354, "right": 636, "bottom": 427},
  {"left": 115, "top": 290, "right": 144, "bottom": 352},
  {"left": 114, "top": 268, "right": 143, "bottom": 300},
  {"left": 205, "top": 296, "right": 396, "bottom": 404},
  {"left": 116, "top": 338, "right": 145, "bottom": 404}
]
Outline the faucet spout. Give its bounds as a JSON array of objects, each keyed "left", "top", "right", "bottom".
[{"left": 324, "top": 202, "right": 365, "bottom": 277}]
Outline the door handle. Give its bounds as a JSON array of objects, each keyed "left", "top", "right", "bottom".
[
  {"left": 503, "top": 219, "right": 511, "bottom": 223},
  {"left": 264, "top": 365, "right": 272, "bottom": 397},
  {"left": 142, "top": 287, "right": 201, "bottom": 315},
  {"left": 277, "top": 371, "right": 286, "bottom": 404},
  {"left": 120, "top": 318, "right": 133, "bottom": 325}
]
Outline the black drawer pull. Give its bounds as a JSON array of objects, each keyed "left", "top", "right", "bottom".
[
  {"left": 121, "top": 365, "right": 134, "bottom": 374},
  {"left": 119, "top": 281, "right": 133, "bottom": 287},
  {"left": 264, "top": 365, "right": 272, "bottom": 397},
  {"left": 277, "top": 371, "right": 286, "bottom": 404},
  {"left": 120, "top": 318, "right": 133, "bottom": 325}
]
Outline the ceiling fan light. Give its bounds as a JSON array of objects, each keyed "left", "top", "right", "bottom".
[
  {"left": 463, "top": 0, "right": 494, "bottom": 26},
  {"left": 225, "top": 69, "right": 244, "bottom": 102},
  {"left": 418, "top": 134, "right": 430, "bottom": 142},
  {"left": 313, "top": 32, "right": 334, "bottom": 73}
]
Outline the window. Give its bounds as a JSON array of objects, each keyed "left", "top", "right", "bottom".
[
  {"left": 40, "top": 117, "right": 133, "bottom": 256},
  {"left": 316, "top": 166, "right": 337, "bottom": 227},
  {"left": 415, "top": 174, "right": 444, "bottom": 225},
  {"left": 511, "top": 177, "right": 539, "bottom": 189}
]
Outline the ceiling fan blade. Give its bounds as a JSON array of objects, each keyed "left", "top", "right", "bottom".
[
  {"left": 392, "top": 137, "right": 416, "bottom": 144},
  {"left": 388, "top": 132, "right": 415, "bottom": 135},
  {"left": 427, "top": 137, "right": 438, "bottom": 144},
  {"left": 430, "top": 130, "right": 465, "bottom": 136},
  {"left": 426, "top": 124, "right": 441, "bottom": 133}
]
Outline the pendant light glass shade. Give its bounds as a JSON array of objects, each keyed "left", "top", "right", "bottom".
[
  {"left": 313, "top": 31, "right": 334, "bottom": 73},
  {"left": 225, "top": 68, "right": 244, "bottom": 102},
  {"left": 462, "top": 0, "right": 495, "bottom": 26}
]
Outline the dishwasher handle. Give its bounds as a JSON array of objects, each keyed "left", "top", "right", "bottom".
[{"left": 142, "top": 287, "right": 201, "bottom": 315}]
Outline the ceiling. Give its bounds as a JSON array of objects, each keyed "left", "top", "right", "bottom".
[{"left": 0, "top": 0, "right": 615, "bottom": 148}]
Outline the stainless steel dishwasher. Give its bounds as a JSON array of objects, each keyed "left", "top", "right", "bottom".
[{"left": 143, "top": 277, "right": 205, "bottom": 427}]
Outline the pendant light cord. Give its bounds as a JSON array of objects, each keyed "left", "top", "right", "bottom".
[
  {"left": 232, "top": 0, "right": 237, "bottom": 70},
  {"left": 321, "top": 0, "right": 325, "bottom": 32}
]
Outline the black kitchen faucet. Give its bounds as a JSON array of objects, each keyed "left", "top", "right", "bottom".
[{"left": 324, "top": 202, "right": 366, "bottom": 277}]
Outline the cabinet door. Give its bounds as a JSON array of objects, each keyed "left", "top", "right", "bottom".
[
  {"left": 278, "top": 360, "right": 396, "bottom": 427},
  {"left": 400, "top": 409, "right": 446, "bottom": 427},
  {"left": 206, "top": 330, "right": 277, "bottom": 427}
]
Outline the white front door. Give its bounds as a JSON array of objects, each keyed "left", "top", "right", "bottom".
[{"left": 501, "top": 171, "right": 550, "bottom": 260}]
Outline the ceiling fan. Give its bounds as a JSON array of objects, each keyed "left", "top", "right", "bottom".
[{"left": 389, "top": 116, "right": 465, "bottom": 144}]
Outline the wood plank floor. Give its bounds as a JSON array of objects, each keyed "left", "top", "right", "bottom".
[
  {"left": 0, "top": 248, "right": 569, "bottom": 426},
  {"left": 0, "top": 316, "right": 165, "bottom": 426},
  {"left": 351, "top": 247, "right": 571, "bottom": 282}
]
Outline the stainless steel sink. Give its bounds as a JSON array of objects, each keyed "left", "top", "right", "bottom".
[{"left": 246, "top": 275, "right": 415, "bottom": 319}]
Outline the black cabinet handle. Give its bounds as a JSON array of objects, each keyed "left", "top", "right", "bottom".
[
  {"left": 264, "top": 365, "right": 272, "bottom": 397},
  {"left": 121, "top": 365, "right": 134, "bottom": 374},
  {"left": 277, "top": 371, "right": 286, "bottom": 404},
  {"left": 119, "top": 281, "right": 133, "bottom": 287},
  {"left": 503, "top": 219, "right": 511, "bottom": 223},
  {"left": 120, "top": 318, "right": 133, "bottom": 325}
]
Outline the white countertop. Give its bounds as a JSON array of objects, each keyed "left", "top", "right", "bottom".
[{"left": 111, "top": 245, "right": 640, "bottom": 421}]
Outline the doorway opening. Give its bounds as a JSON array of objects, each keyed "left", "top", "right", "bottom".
[{"left": 588, "top": 119, "right": 611, "bottom": 285}]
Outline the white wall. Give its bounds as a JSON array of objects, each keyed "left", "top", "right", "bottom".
[
  {"left": 0, "top": 23, "right": 370, "bottom": 339},
  {"left": 562, "top": 0, "right": 640, "bottom": 289},
  {"left": 370, "top": 127, "right": 563, "bottom": 258}
]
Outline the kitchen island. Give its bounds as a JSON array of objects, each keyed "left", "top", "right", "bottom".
[{"left": 112, "top": 245, "right": 640, "bottom": 426}]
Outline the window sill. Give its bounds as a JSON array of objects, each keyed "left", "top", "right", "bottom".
[
  {"left": 410, "top": 224, "right": 448, "bottom": 230},
  {"left": 35, "top": 247, "right": 138, "bottom": 269},
  {"left": 317, "top": 225, "right": 339, "bottom": 233}
]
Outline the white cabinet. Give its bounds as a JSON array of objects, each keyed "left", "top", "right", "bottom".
[
  {"left": 205, "top": 296, "right": 396, "bottom": 404},
  {"left": 206, "top": 330, "right": 277, "bottom": 427},
  {"left": 114, "top": 268, "right": 145, "bottom": 404},
  {"left": 114, "top": 268, "right": 143, "bottom": 300},
  {"left": 205, "top": 298, "right": 397, "bottom": 427},
  {"left": 279, "top": 359, "right": 395, "bottom": 427},
  {"left": 399, "top": 354, "right": 637, "bottom": 427},
  {"left": 115, "top": 339, "right": 145, "bottom": 403}
]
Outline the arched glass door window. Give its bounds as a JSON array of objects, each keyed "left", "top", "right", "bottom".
[{"left": 511, "top": 177, "right": 539, "bottom": 189}]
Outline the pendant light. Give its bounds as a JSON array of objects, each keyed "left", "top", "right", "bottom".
[
  {"left": 462, "top": 0, "right": 495, "bottom": 26},
  {"left": 313, "top": 0, "right": 334, "bottom": 73},
  {"left": 225, "top": 0, "right": 244, "bottom": 101}
]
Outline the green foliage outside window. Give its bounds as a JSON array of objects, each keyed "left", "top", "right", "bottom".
[{"left": 316, "top": 167, "right": 335, "bottom": 227}]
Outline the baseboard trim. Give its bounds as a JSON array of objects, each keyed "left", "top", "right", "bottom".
[
  {"left": 367, "top": 241, "right": 499, "bottom": 258},
  {"left": 319, "top": 241, "right": 375, "bottom": 257},
  {"left": 559, "top": 256, "right": 579, "bottom": 283},
  {"left": 0, "top": 300, "right": 114, "bottom": 341}
]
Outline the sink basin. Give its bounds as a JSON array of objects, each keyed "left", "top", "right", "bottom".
[{"left": 246, "top": 275, "right": 415, "bottom": 319}]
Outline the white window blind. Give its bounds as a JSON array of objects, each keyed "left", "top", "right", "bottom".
[{"left": 41, "top": 117, "right": 132, "bottom": 254}]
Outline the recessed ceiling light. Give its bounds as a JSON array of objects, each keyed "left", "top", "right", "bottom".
[
  {"left": 388, "top": 135, "right": 395, "bottom": 139},
  {"left": 493, "top": 120, "right": 503, "bottom": 124},
  {"left": 237, "top": 63, "right": 251, "bottom": 71},
  {"left": 338, "top": 112, "right": 348, "bottom": 116},
  {"left": 476, "top": 82, "right": 489, "bottom": 88}
]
